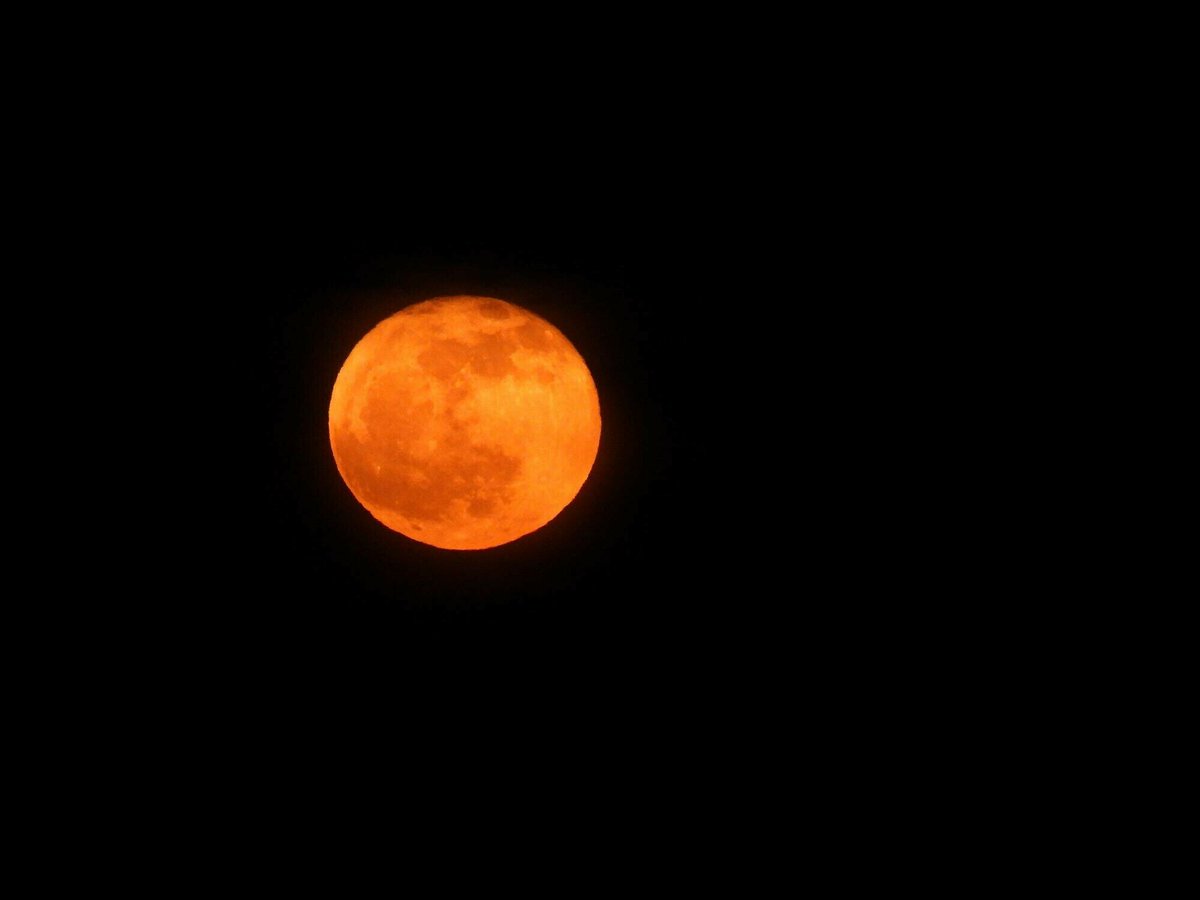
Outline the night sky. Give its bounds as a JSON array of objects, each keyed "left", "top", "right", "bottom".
[
  {"left": 176, "top": 176, "right": 777, "bottom": 704},
  {"left": 31, "top": 36, "right": 1002, "bottom": 853},
  {"left": 151, "top": 138, "right": 889, "bottom": 726}
]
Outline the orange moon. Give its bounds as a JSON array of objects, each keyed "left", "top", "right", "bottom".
[{"left": 329, "top": 296, "right": 602, "bottom": 550}]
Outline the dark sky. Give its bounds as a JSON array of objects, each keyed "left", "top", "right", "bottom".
[
  {"left": 137, "top": 130, "right": 900, "bottom": 728},
  {"left": 174, "top": 175, "right": 776, "bottom": 701},
  {"left": 33, "top": 37, "right": 1000, "bottom": 846}
]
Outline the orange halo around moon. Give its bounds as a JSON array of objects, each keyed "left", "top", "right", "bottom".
[{"left": 328, "top": 296, "right": 602, "bottom": 550}]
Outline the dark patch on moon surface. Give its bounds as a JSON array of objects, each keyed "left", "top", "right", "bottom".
[{"left": 477, "top": 300, "right": 512, "bottom": 320}]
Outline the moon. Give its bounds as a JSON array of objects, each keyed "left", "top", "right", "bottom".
[{"left": 328, "top": 296, "right": 602, "bottom": 550}]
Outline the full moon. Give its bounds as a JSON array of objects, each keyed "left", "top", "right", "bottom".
[{"left": 329, "top": 296, "right": 602, "bottom": 550}]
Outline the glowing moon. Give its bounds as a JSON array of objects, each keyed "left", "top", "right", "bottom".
[{"left": 329, "top": 296, "right": 601, "bottom": 550}]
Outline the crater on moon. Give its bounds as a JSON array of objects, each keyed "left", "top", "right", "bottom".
[{"left": 328, "top": 295, "right": 602, "bottom": 550}]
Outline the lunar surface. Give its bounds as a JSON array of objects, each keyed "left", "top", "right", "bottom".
[{"left": 328, "top": 296, "right": 602, "bottom": 550}]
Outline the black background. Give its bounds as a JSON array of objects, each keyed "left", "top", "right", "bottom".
[
  {"left": 83, "top": 67, "right": 933, "bottom": 748},
  {"left": 160, "top": 157, "right": 832, "bottom": 717},
  {"left": 21, "top": 27, "right": 1041, "bottom": 865}
]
